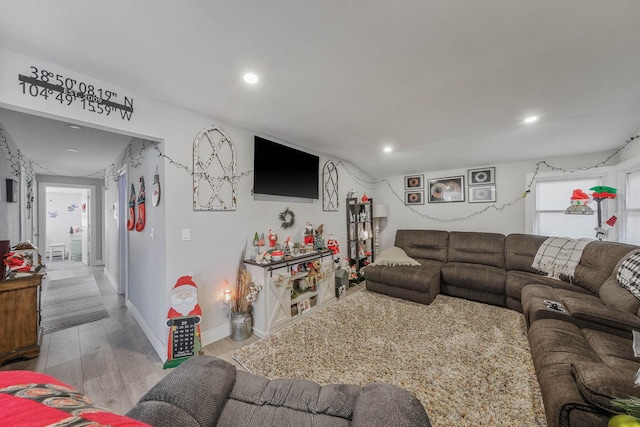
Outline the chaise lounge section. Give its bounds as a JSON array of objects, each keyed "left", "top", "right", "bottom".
[{"left": 364, "top": 229, "right": 640, "bottom": 427}]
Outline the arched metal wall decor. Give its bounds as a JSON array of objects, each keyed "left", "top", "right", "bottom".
[
  {"left": 322, "top": 160, "right": 339, "bottom": 211},
  {"left": 193, "top": 125, "right": 237, "bottom": 211}
]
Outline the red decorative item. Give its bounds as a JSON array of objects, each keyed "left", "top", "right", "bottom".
[
  {"left": 165, "top": 274, "right": 203, "bottom": 368},
  {"left": 361, "top": 194, "right": 369, "bottom": 202},
  {"left": 135, "top": 176, "right": 146, "bottom": 232},
  {"left": 605, "top": 215, "right": 618, "bottom": 227},
  {"left": 268, "top": 229, "right": 277, "bottom": 248},
  {"left": 126, "top": 183, "right": 136, "bottom": 231}
]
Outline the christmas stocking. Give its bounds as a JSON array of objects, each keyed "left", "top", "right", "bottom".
[
  {"left": 126, "top": 183, "right": 136, "bottom": 231},
  {"left": 135, "top": 176, "right": 146, "bottom": 232}
]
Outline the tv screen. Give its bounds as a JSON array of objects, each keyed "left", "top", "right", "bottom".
[{"left": 254, "top": 136, "right": 319, "bottom": 199}]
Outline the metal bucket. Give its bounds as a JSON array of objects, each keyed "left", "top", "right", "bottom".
[{"left": 230, "top": 310, "right": 252, "bottom": 341}]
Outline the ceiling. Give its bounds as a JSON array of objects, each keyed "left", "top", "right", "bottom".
[
  {"left": 1, "top": 1, "right": 640, "bottom": 178},
  {"left": 0, "top": 108, "right": 135, "bottom": 177}
]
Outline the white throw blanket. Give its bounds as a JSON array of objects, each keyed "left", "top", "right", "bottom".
[{"left": 531, "top": 237, "right": 592, "bottom": 280}]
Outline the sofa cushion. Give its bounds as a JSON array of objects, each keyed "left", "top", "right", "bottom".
[
  {"left": 505, "top": 234, "right": 548, "bottom": 273},
  {"left": 448, "top": 231, "right": 505, "bottom": 269},
  {"left": 369, "top": 246, "right": 420, "bottom": 267},
  {"left": 506, "top": 270, "right": 589, "bottom": 303},
  {"left": 571, "top": 362, "right": 634, "bottom": 414},
  {"left": 365, "top": 263, "right": 441, "bottom": 293},
  {"left": 395, "top": 230, "right": 448, "bottom": 262},
  {"left": 572, "top": 241, "right": 639, "bottom": 295},
  {"left": 441, "top": 263, "right": 505, "bottom": 294}
]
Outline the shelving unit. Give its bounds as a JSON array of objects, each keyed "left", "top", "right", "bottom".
[
  {"left": 245, "top": 249, "right": 335, "bottom": 336},
  {"left": 346, "top": 197, "right": 375, "bottom": 283}
]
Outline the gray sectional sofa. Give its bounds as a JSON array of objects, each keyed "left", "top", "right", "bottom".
[
  {"left": 127, "top": 355, "right": 431, "bottom": 427},
  {"left": 364, "top": 229, "right": 640, "bottom": 427}
]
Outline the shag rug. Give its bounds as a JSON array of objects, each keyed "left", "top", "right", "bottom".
[
  {"left": 41, "top": 275, "right": 110, "bottom": 334},
  {"left": 233, "top": 290, "right": 546, "bottom": 426}
]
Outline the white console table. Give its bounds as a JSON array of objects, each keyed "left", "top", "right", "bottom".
[{"left": 245, "top": 249, "right": 336, "bottom": 337}]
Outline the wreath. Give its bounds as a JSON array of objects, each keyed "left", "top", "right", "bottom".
[{"left": 279, "top": 207, "right": 295, "bottom": 229}]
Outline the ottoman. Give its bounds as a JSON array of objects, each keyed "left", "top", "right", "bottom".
[{"left": 365, "top": 262, "right": 441, "bottom": 305}]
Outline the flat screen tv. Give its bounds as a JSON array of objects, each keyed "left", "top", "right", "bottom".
[{"left": 254, "top": 136, "right": 319, "bottom": 199}]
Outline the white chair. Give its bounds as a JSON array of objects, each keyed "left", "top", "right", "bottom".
[{"left": 48, "top": 243, "right": 67, "bottom": 261}]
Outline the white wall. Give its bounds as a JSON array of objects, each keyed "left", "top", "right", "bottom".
[
  {"left": 0, "top": 125, "right": 21, "bottom": 244},
  {"left": 374, "top": 150, "right": 620, "bottom": 250}
]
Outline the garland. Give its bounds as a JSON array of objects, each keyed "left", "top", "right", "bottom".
[{"left": 279, "top": 207, "right": 295, "bottom": 229}]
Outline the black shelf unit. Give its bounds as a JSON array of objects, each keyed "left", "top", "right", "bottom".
[{"left": 346, "top": 197, "right": 375, "bottom": 283}]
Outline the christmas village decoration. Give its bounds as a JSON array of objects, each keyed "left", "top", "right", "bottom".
[
  {"left": 565, "top": 186, "right": 618, "bottom": 240},
  {"left": 164, "top": 274, "right": 204, "bottom": 368},
  {"left": 193, "top": 125, "right": 237, "bottom": 211},
  {"left": 251, "top": 221, "right": 334, "bottom": 264}
]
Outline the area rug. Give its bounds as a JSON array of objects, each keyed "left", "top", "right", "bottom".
[
  {"left": 233, "top": 290, "right": 546, "bottom": 426},
  {"left": 41, "top": 275, "right": 110, "bottom": 334}
]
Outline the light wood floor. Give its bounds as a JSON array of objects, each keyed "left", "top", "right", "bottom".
[{"left": 0, "top": 263, "right": 260, "bottom": 414}]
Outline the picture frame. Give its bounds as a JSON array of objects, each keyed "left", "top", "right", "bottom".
[
  {"left": 469, "top": 185, "right": 496, "bottom": 203},
  {"left": 404, "top": 190, "right": 425, "bottom": 205},
  {"left": 468, "top": 167, "right": 495, "bottom": 186},
  {"left": 428, "top": 176, "right": 465, "bottom": 203},
  {"left": 404, "top": 174, "right": 424, "bottom": 190}
]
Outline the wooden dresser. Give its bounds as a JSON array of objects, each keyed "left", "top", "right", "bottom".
[{"left": 0, "top": 274, "right": 44, "bottom": 365}]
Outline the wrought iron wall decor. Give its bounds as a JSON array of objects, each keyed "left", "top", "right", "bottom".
[
  {"left": 193, "top": 125, "right": 237, "bottom": 211},
  {"left": 322, "top": 160, "right": 339, "bottom": 211}
]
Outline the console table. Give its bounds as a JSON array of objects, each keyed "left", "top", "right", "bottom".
[
  {"left": 0, "top": 274, "right": 44, "bottom": 365},
  {"left": 245, "top": 250, "right": 336, "bottom": 336}
]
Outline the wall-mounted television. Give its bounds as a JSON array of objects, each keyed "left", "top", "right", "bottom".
[{"left": 253, "top": 136, "right": 319, "bottom": 199}]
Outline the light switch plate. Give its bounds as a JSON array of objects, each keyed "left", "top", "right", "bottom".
[{"left": 182, "top": 228, "right": 190, "bottom": 241}]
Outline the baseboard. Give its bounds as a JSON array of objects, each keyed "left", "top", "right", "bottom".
[
  {"left": 126, "top": 300, "right": 166, "bottom": 362},
  {"left": 201, "top": 323, "right": 231, "bottom": 347},
  {"left": 103, "top": 268, "right": 118, "bottom": 293}
]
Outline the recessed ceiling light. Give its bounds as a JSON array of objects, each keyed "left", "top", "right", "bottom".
[
  {"left": 524, "top": 116, "right": 539, "bottom": 124},
  {"left": 68, "top": 124, "right": 82, "bottom": 130},
  {"left": 243, "top": 73, "right": 259, "bottom": 84},
  {"left": 66, "top": 148, "right": 79, "bottom": 153},
  {"left": 383, "top": 146, "right": 393, "bottom": 153}
]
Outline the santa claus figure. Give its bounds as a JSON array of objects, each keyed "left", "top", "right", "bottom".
[
  {"left": 166, "top": 275, "right": 203, "bottom": 362},
  {"left": 268, "top": 229, "right": 277, "bottom": 248},
  {"left": 327, "top": 234, "right": 340, "bottom": 262},
  {"left": 304, "top": 222, "right": 314, "bottom": 245}
]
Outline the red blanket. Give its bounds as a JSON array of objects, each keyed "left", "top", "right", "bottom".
[{"left": 0, "top": 371, "right": 149, "bottom": 426}]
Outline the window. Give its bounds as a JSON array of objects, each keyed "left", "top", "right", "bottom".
[
  {"left": 625, "top": 169, "right": 640, "bottom": 245},
  {"left": 535, "top": 177, "right": 601, "bottom": 239}
]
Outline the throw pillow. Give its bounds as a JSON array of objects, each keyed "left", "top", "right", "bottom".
[
  {"left": 369, "top": 247, "right": 420, "bottom": 267},
  {"left": 617, "top": 250, "right": 640, "bottom": 301}
]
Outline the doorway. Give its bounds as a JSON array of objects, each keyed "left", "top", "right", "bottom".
[{"left": 38, "top": 184, "right": 92, "bottom": 267}]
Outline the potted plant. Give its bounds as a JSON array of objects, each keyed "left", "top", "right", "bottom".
[{"left": 230, "top": 248, "right": 262, "bottom": 341}]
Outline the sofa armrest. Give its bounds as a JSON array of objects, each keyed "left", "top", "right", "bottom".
[
  {"left": 352, "top": 382, "right": 431, "bottom": 427},
  {"left": 572, "top": 362, "right": 636, "bottom": 414},
  {"left": 126, "top": 356, "right": 236, "bottom": 427},
  {"left": 563, "top": 298, "right": 640, "bottom": 333}
]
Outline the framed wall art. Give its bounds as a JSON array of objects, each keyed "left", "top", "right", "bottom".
[
  {"left": 468, "top": 167, "right": 495, "bottom": 186},
  {"left": 469, "top": 185, "right": 496, "bottom": 203},
  {"left": 405, "top": 190, "right": 424, "bottom": 205},
  {"left": 404, "top": 174, "right": 424, "bottom": 190},
  {"left": 428, "top": 176, "right": 464, "bottom": 203}
]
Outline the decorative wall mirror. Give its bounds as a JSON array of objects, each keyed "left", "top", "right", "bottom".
[
  {"left": 322, "top": 160, "right": 339, "bottom": 211},
  {"left": 193, "top": 125, "right": 237, "bottom": 211}
]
